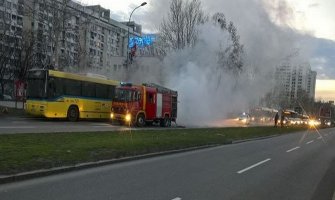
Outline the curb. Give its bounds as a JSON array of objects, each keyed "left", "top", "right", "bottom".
[{"left": 0, "top": 144, "right": 219, "bottom": 184}]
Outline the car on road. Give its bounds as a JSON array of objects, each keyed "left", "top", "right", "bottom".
[{"left": 237, "top": 113, "right": 251, "bottom": 125}]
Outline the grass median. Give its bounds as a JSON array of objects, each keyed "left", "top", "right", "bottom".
[{"left": 0, "top": 126, "right": 306, "bottom": 175}]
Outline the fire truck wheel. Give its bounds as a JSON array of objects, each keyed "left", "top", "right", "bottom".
[
  {"left": 160, "top": 117, "right": 171, "bottom": 127},
  {"left": 67, "top": 106, "right": 79, "bottom": 122},
  {"left": 167, "top": 118, "right": 172, "bottom": 127},
  {"left": 117, "top": 120, "right": 125, "bottom": 125},
  {"left": 136, "top": 114, "right": 145, "bottom": 127}
]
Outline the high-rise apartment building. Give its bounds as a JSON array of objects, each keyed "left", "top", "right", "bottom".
[
  {"left": 0, "top": 0, "right": 145, "bottom": 97},
  {"left": 275, "top": 63, "right": 317, "bottom": 101}
]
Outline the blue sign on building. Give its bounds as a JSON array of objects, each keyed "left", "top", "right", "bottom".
[{"left": 129, "top": 34, "right": 156, "bottom": 48}]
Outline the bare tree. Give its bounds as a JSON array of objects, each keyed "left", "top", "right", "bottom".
[
  {"left": 158, "top": 0, "right": 207, "bottom": 54},
  {"left": 24, "top": 0, "right": 83, "bottom": 71},
  {"left": 0, "top": 3, "right": 23, "bottom": 96},
  {"left": 16, "top": 30, "right": 35, "bottom": 81},
  {"left": 158, "top": 1, "right": 244, "bottom": 76},
  {"left": 213, "top": 13, "right": 244, "bottom": 75}
]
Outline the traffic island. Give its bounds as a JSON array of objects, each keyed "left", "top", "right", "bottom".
[{"left": 0, "top": 126, "right": 308, "bottom": 183}]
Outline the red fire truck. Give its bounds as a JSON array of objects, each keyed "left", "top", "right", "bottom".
[{"left": 111, "top": 83, "right": 178, "bottom": 127}]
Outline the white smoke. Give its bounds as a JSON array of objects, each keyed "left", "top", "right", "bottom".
[
  {"left": 132, "top": 0, "right": 315, "bottom": 126},
  {"left": 160, "top": 23, "right": 272, "bottom": 126}
]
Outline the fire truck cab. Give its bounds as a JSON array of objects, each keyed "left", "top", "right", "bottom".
[{"left": 111, "top": 83, "right": 178, "bottom": 127}]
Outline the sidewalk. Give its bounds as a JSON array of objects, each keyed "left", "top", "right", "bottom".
[
  {"left": 0, "top": 101, "right": 24, "bottom": 109},
  {"left": 0, "top": 101, "right": 25, "bottom": 117}
]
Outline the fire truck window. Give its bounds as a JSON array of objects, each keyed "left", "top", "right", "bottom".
[
  {"left": 148, "top": 93, "right": 154, "bottom": 104},
  {"left": 137, "top": 92, "right": 141, "bottom": 101},
  {"left": 133, "top": 91, "right": 138, "bottom": 101}
]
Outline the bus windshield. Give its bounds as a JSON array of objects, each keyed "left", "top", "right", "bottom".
[
  {"left": 26, "top": 70, "right": 47, "bottom": 99},
  {"left": 114, "top": 89, "right": 138, "bottom": 102}
]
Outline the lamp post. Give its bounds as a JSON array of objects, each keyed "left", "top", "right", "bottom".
[{"left": 126, "top": 2, "right": 147, "bottom": 69}]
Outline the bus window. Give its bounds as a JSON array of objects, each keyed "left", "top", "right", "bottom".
[
  {"left": 82, "top": 82, "right": 95, "bottom": 97},
  {"left": 54, "top": 77, "right": 64, "bottom": 97},
  {"left": 26, "top": 71, "right": 47, "bottom": 99},
  {"left": 108, "top": 85, "right": 115, "bottom": 99},
  {"left": 64, "top": 79, "right": 81, "bottom": 96},
  {"left": 96, "top": 84, "right": 109, "bottom": 99},
  {"left": 47, "top": 78, "right": 56, "bottom": 98}
]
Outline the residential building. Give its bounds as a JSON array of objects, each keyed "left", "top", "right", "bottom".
[
  {"left": 22, "top": 0, "right": 141, "bottom": 76},
  {"left": 275, "top": 63, "right": 317, "bottom": 102}
]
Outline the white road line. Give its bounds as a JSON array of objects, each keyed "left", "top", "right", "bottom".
[
  {"left": 286, "top": 146, "right": 300, "bottom": 153},
  {"left": 172, "top": 198, "right": 182, "bottom": 200},
  {"left": 237, "top": 158, "right": 271, "bottom": 174},
  {"left": 306, "top": 140, "right": 314, "bottom": 144},
  {"left": 317, "top": 136, "right": 322, "bottom": 140},
  {"left": 0, "top": 126, "right": 35, "bottom": 129}
]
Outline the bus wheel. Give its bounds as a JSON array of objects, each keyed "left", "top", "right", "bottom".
[
  {"left": 67, "top": 106, "right": 79, "bottom": 122},
  {"left": 136, "top": 114, "right": 145, "bottom": 127}
]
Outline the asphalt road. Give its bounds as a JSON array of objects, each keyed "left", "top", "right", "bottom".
[
  {"left": 0, "top": 127, "right": 334, "bottom": 200},
  {"left": 0, "top": 116, "right": 271, "bottom": 134},
  {"left": 0, "top": 116, "right": 130, "bottom": 134}
]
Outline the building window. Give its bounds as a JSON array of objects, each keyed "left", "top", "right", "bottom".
[
  {"left": 6, "top": 1, "right": 11, "bottom": 9},
  {"left": 5, "top": 12, "right": 11, "bottom": 20}
]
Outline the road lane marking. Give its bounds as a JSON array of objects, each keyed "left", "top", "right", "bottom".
[
  {"left": 172, "top": 198, "right": 182, "bottom": 200},
  {"left": 286, "top": 146, "right": 300, "bottom": 153},
  {"left": 237, "top": 158, "right": 271, "bottom": 174},
  {"left": 306, "top": 140, "right": 314, "bottom": 144},
  {"left": 317, "top": 136, "right": 322, "bottom": 140}
]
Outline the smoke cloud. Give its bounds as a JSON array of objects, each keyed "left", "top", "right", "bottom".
[
  {"left": 133, "top": 0, "right": 316, "bottom": 126},
  {"left": 160, "top": 23, "right": 276, "bottom": 126}
]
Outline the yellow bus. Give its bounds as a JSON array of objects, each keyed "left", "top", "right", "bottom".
[{"left": 25, "top": 69, "right": 119, "bottom": 121}]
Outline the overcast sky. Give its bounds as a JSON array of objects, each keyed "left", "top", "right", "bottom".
[{"left": 79, "top": 0, "right": 335, "bottom": 41}]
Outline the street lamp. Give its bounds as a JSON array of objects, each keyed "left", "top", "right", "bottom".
[{"left": 126, "top": 2, "right": 147, "bottom": 69}]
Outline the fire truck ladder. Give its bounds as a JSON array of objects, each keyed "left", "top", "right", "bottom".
[{"left": 142, "top": 83, "right": 177, "bottom": 94}]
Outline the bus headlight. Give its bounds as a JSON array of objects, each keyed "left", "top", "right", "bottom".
[
  {"left": 110, "top": 113, "right": 114, "bottom": 119},
  {"left": 125, "top": 113, "right": 131, "bottom": 122}
]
